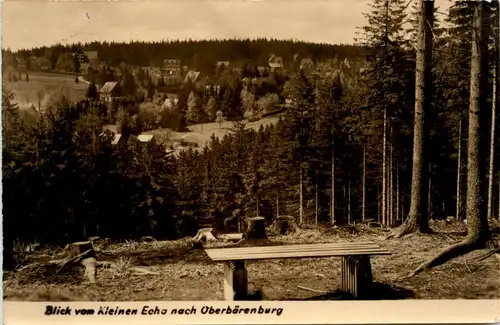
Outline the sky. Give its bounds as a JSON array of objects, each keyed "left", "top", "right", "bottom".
[{"left": 1, "top": 0, "right": 452, "bottom": 51}]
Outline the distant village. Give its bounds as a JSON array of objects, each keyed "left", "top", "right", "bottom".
[{"left": 4, "top": 46, "right": 359, "bottom": 156}]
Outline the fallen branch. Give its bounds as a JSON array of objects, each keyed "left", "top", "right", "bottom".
[
  {"left": 16, "top": 262, "right": 42, "bottom": 272},
  {"left": 297, "top": 285, "right": 327, "bottom": 294}
]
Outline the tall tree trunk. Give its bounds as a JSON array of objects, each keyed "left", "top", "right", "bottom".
[
  {"left": 377, "top": 186, "right": 381, "bottom": 223},
  {"left": 315, "top": 175, "right": 319, "bottom": 227},
  {"left": 331, "top": 142, "right": 335, "bottom": 224},
  {"left": 428, "top": 163, "right": 432, "bottom": 219},
  {"left": 456, "top": 116, "right": 463, "bottom": 219},
  {"left": 362, "top": 144, "right": 366, "bottom": 222},
  {"left": 300, "top": 165, "right": 304, "bottom": 224},
  {"left": 382, "top": 107, "right": 387, "bottom": 226},
  {"left": 343, "top": 184, "right": 346, "bottom": 222},
  {"left": 391, "top": 0, "right": 433, "bottom": 238},
  {"left": 396, "top": 162, "right": 400, "bottom": 222},
  {"left": 410, "top": 1, "right": 492, "bottom": 276},
  {"left": 256, "top": 196, "right": 259, "bottom": 218},
  {"left": 347, "top": 178, "right": 351, "bottom": 224},
  {"left": 488, "top": 3, "right": 499, "bottom": 219},
  {"left": 276, "top": 192, "right": 279, "bottom": 219},
  {"left": 487, "top": 77, "right": 496, "bottom": 220},
  {"left": 389, "top": 126, "right": 394, "bottom": 225}
]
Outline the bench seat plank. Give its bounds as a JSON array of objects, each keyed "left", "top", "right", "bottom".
[{"left": 205, "top": 242, "right": 391, "bottom": 261}]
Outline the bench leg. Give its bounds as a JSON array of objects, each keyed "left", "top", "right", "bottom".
[
  {"left": 340, "top": 256, "right": 373, "bottom": 299},
  {"left": 223, "top": 261, "right": 248, "bottom": 301}
]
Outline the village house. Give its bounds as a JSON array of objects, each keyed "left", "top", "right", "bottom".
[
  {"left": 143, "top": 66, "right": 163, "bottom": 79},
  {"left": 163, "top": 93, "right": 179, "bottom": 109},
  {"left": 137, "top": 134, "right": 156, "bottom": 145},
  {"left": 127, "top": 134, "right": 157, "bottom": 152},
  {"left": 268, "top": 54, "right": 284, "bottom": 72},
  {"left": 184, "top": 70, "right": 203, "bottom": 84},
  {"left": 74, "top": 49, "right": 99, "bottom": 65},
  {"left": 99, "top": 81, "right": 121, "bottom": 102},
  {"left": 216, "top": 61, "right": 230, "bottom": 69},
  {"left": 299, "top": 58, "right": 315, "bottom": 72},
  {"left": 163, "top": 59, "right": 182, "bottom": 75},
  {"left": 257, "top": 66, "right": 266, "bottom": 74},
  {"left": 84, "top": 51, "right": 99, "bottom": 61}
]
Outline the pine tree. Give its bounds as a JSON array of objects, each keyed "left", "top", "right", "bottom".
[
  {"left": 86, "top": 82, "right": 98, "bottom": 100},
  {"left": 187, "top": 91, "right": 206, "bottom": 130},
  {"left": 206, "top": 96, "right": 218, "bottom": 121},
  {"left": 358, "top": 0, "right": 414, "bottom": 226},
  {"left": 282, "top": 71, "right": 316, "bottom": 224},
  {"left": 391, "top": 0, "right": 434, "bottom": 238}
]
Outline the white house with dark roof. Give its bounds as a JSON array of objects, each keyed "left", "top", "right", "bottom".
[{"left": 99, "top": 81, "right": 121, "bottom": 102}]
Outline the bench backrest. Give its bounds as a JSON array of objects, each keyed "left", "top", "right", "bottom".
[{"left": 205, "top": 241, "right": 391, "bottom": 262}]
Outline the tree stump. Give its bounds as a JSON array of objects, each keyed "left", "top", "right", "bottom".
[
  {"left": 245, "top": 217, "right": 267, "bottom": 239},
  {"left": 69, "top": 241, "right": 97, "bottom": 283},
  {"left": 273, "top": 216, "right": 296, "bottom": 235},
  {"left": 69, "top": 241, "right": 95, "bottom": 258},
  {"left": 192, "top": 228, "right": 218, "bottom": 247}
]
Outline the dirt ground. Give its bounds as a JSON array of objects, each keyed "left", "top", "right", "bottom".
[{"left": 3, "top": 219, "right": 499, "bottom": 301}]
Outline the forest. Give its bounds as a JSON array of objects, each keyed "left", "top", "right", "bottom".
[
  {"left": 2, "top": 0, "right": 500, "bottom": 282},
  {"left": 4, "top": 38, "right": 364, "bottom": 76}
]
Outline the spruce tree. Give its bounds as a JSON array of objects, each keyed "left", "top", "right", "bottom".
[{"left": 357, "top": 0, "right": 413, "bottom": 226}]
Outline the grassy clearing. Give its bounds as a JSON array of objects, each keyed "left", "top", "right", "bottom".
[
  {"left": 142, "top": 115, "right": 281, "bottom": 151},
  {"left": 4, "top": 71, "right": 88, "bottom": 109},
  {"left": 4, "top": 220, "right": 499, "bottom": 301}
]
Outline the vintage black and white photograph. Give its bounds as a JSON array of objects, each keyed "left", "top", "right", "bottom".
[{"left": 2, "top": 0, "right": 499, "bottom": 302}]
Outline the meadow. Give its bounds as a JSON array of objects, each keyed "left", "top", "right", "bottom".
[{"left": 4, "top": 71, "right": 88, "bottom": 109}]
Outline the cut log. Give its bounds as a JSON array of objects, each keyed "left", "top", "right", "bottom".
[
  {"left": 245, "top": 217, "right": 267, "bottom": 240},
  {"left": 273, "top": 216, "right": 296, "bottom": 235},
  {"left": 219, "top": 233, "right": 244, "bottom": 242}
]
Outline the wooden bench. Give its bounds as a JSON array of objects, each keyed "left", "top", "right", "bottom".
[{"left": 205, "top": 242, "right": 391, "bottom": 300}]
